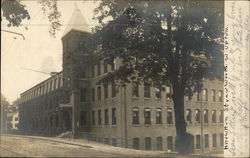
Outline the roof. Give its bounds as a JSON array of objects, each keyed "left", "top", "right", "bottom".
[{"left": 62, "top": 5, "right": 92, "bottom": 37}]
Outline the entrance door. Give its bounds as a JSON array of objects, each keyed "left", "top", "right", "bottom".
[{"left": 63, "top": 111, "right": 72, "bottom": 131}]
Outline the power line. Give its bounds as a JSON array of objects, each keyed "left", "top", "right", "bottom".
[{"left": 20, "top": 67, "right": 50, "bottom": 75}]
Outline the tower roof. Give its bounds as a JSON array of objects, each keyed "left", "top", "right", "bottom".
[{"left": 62, "top": 5, "right": 91, "bottom": 37}]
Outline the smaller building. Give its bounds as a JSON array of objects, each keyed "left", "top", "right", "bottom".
[
  {"left": 6, "top": 112, "right": 19, "bottom": 130},
  {"left": 10, "top": 112, "right": 19, "bottom": 130}
]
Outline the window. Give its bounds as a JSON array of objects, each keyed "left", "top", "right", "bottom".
[
  {"left": 195, "top": 109, "right": 201, "bottom": 123},
  {"left": 204, "top": 134, "right": 209, "bottom": 148},
  {"left": 133, "top": 138, "right": 140, "bottom": 150},
  {"left": 212, "top": 110, "right": 216, "bottom": 123},
  {"left": 132, "top": 82, "right": 139, "bottom": 97},
  {"left": 104, "top": 109, "right": 109, "bottom": 125},
  {"left": 211, "top": 89, "right": 216, "bottom": 101},
  {"left": 155, "top": 87, "right": 162, "bottom": 99},
  {"left": 204, "top": 110, "right": 209, "bottom": 123},
  {"left": 110, "top": 60, "right": 115, "bottom": 71},
  {"left": 104, "top": 61, "right": 108, "bottom": 73},
  {"left": 112, "top": 108, "right": 117, "bottom": 125},
  {"left": 144, "top": 84, "right": 150, "bottom": 98},
  {"left": 97, "top": 62, "right": 101, "bottom": 75},
  {"left": 80, "top": 111, "right": 87, "bottom": 126},
  {"left": 196, "top": 92, "right": 200, "bottom": 101},
  {"left": 196, "top": 135, "right": 201, "bottom": 149},
  {"left": 144, "top": 108, "right": 151, "bottom": 124},
  {"left": 92, "top": 88, "right": 95, "bottom": 101},
  {"left": 218, "top": 90, "right": 223, "bottom": 102},
  {"left": 92, "top": 111, "right": 95, "bottom": 125},
  {"left": 82, "top": 66, "right": 86, "bottom": 78},
  {"left": 97, "top": 86, "right": 101, "bottom": 100},
  {"left": 203, "top": 89, "right": 208, "bottom": 101},
  {"left": 98, "top": 137, "right": 103, "bottom": 143},
  {"left": 156, "top": 137, "right": 163, "bottom": 151},
  {"left": 212, "top": 134, "right": 217, "bottom": 147},
  {"left": 166, "top": 86, "right": 171, "bottom": 100},
  {"left": 112, "top": 138, "right": 117, "bottom": 146},
  {"left": 219, "top": 110, "right": 223, "bottom": 123},
  {"left": 111, "top": 81, "right": 116, "bottom": 98},
  {"left": 167, "top": 136, "right": 173, "bottom": 151},
  {"left": 91, "top": 65, "right": 95, "bottom": 77},
  {"left": 104, "top": 84, "right": 108, "bottom": 99},
  {"left": 156, "top": 108, "right": 162, "bottom": 124},
  {"left": 186, "top": 109, "right": 192, "bottom": 123},
  {"left": 80, "top": 88, "right": 87, "bottom": 102},
  {"left": 104, "top": 138, "right": 109, "bottom": 144},
  {"left": 167, "top": 108, "right": 173, "bottom": 124},
  {"left": 220, "top": 133, "right": 224, "bottom": 146},
  {"left": 132, "top": 108, "right": 139, "bottom": 124},
  {"left": 98, "top": 110, "right": 102, "bottom": 125},
  {"left": 145, "top": 137, "right": 151, "bottom": 150}
]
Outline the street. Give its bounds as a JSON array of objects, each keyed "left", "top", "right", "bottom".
[{"left": 0, "top": 134, "right": 175, "bottom": 157}]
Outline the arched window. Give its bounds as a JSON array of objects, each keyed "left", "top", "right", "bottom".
[
  {"left": 132, "top": 107, "right": 139, "bottom": 124},
  {"left": 196, "top": 92, "right": 200, "bottom": 101},
  {"left": 156, "top": 137, "right": 163, "bottom": 151},
  {"left": 167, "top": 108, "right": 173, "bottom": 124},
  {"left": 219, "top": 110, "right": 223, "bottom": 123},
  {"left": 166, "top": 86, "right": 171, "bottom": 100},
  {"left": 97, "top": 86, "right": 101, "bottom": 100},
  {"left": 196, "top": 135, "right": 201, "bottom": 149},
  {"left": 204, "top": 109, "right": 209, "bottom": 123},
  {"left": 144, "top": 108, "right": 151, "bottom": 124},
  {"left": 133, "top": 138, "right": 140, "bottom": 150},
  {"left": 155, "top": 87, "right": 162, "bottom": 99},
  {"left": 145, "top": 137, "right": 151, "bottom": 150},
  {"left": 212, "top": 110, "right": 216, "bottom": 123},
  {"left": 218, "top": 90, "right": 223, "bottom": 102},
  {"left": 195, "top": 109, "right": 201, "bottom": 123},
  {"left": 211, "top": 89, "right": 216, "bottom": 101},
  {"left": 104, "top": 84, "right": 108, "bottom": 99},
  {"left": 132, "top": 82, "right": 139, "bottom": 97},
  {"left": 186, "top": 109, "right": 192, "bottom": 123},
  {"left": 156, "top": 108, "right": 162, "bottom": 124},
  {"left": 203, "top": 89, "right": 208, "bottom": 101},
  {"left": 167, "top": 136, "right": 173, "bottom": 151}
]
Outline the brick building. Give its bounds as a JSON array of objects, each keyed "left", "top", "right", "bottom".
[{"left": 18, "top": 7, "right": 224, "bottom": 153}]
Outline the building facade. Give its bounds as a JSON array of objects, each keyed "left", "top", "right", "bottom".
[{"left": 18, "top": 7, "right": 223, "bottom": 153}]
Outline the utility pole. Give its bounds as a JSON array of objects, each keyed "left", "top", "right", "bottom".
[{"left": 200, "top": 89, "right": 204, "bottom": 153}]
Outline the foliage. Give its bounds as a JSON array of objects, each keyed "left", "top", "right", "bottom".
[
  {"left": 1, "top": 93, "right": 10, "bottom": 111},
  {"left": 92, "top": 0, "right": 223, "bottom": 95},
  {"left": 1, "top": 0, "right": 61, "bottom": 37},
  {"left": 38, "top": 0, "right": 61, "bottom": 37},
  {"left": 1, "top": 0, "right": 30, "bottom": 27}
]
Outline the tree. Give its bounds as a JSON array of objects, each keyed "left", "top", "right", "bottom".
[
  {"left": 90, "top": 0, "right": 223, "bottom": 154},
  {"left": 1, "top": 94, "right": 11, "bottom": 131},
  {"left": 1, "top": 0, "right": 61, "bottom": 37}
]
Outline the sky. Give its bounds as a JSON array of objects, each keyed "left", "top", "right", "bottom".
[{"left": 1, "top": 1, "right": 99, "bottom": 103}]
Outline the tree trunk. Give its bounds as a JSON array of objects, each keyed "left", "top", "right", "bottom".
[{"left": 172, "top": 86, "right": 193, "bottom": 154}]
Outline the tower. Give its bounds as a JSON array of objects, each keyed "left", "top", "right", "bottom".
[{"left": 61, "top": 5, "right": 92, "bottom": 137}]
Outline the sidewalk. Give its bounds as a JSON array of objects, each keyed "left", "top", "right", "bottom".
[{"left": 2, "top": 134, "right": 224, "bottom": 157}]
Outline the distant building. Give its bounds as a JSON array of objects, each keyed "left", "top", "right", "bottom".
[
  {"left": 18, "top": 7, "right": 223, "bottom": 153},
  {"left": 6, "top": 112, "right": 19, "bottom": 130}
]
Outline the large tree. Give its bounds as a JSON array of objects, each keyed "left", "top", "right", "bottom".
[{"left": 90, "top": 0, "right": 223, "bottom": 154}]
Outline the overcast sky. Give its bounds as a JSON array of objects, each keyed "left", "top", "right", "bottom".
[{"left": 1, "top": 1, "right": 99, "bottom": 103}]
